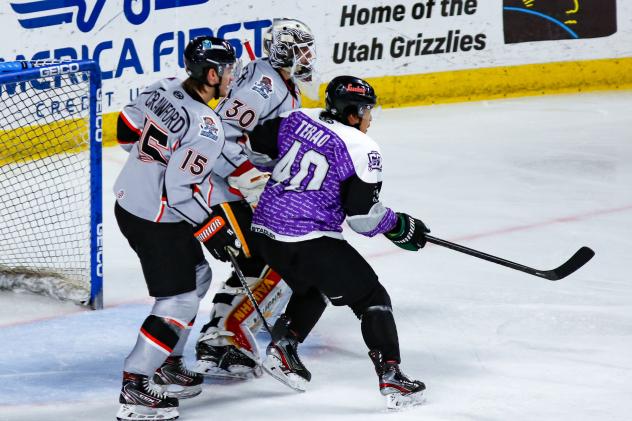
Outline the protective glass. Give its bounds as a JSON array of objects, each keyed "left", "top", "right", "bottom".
[
  {"left": 358, "top": 103, "right": 376, "bottom": 118},
  {"left": 220, "top": 58, "right": 242, "bottom": 88}
]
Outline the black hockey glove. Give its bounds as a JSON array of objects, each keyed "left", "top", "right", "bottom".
[
  {"left": 194, "top": 215, "right": 241, "bottom": 262},
  {"left": 384, "top": 212, "right": 430, "bottom": 251}
]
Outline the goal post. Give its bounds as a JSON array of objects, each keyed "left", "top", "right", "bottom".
[{"left": 0, "top": 60, "right": 103, "bottom": 309}]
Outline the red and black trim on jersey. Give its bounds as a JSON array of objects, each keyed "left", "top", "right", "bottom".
[
  {"left": 117, "top": 111, "right": 141, "bottom": 144},
  {"left": 154, "top": 196, "right": 168, "bottom": 223}
]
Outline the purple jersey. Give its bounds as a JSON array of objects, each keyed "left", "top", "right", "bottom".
[{"left": 252, "top": 108, "right": 396, "bottom": 241}]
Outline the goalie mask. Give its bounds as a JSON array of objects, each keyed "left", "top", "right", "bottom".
[{"left": 263, "top": 18, "right": 316, "bottom": 81}]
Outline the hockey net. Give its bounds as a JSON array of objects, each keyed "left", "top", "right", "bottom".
[{"left": 0, "top": 60, "right": 102, "bottom": 308}]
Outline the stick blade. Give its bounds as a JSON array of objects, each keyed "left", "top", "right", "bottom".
[{"left": 542, "top": 247, "right": 595, "bottom": 281}]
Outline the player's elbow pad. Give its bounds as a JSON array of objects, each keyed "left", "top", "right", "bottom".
[{"left": 347, "top": 202, "right": 396, "bottom": 237}]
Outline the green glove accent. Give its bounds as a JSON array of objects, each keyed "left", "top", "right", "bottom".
[{"left": 384, "top": 213, "right": 430, "bottom": 251}]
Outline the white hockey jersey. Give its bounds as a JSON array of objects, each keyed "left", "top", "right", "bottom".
[
  {"left": 113, "top": 78, "right": 224, "bottom": 225},
  {"left": 209, "top": 58, "right": 301, "bottom": 205}
]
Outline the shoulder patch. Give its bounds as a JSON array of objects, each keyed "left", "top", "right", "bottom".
[
  {"left": 367, "top": 151, "right": 382, "bottom": 171},
  {"left": 199, "top": 116, "right": 219, "bottom": 141},
  {"left": 252, "top": 75, "right": 274, "bottom": 99},
  {"left": 173, "top": 90, "right": 184, "bottom": 100}
]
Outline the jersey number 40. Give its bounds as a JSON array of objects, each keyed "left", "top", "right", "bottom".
[{"left": 271, "top": 140, "right": 329, "bottom": 192}]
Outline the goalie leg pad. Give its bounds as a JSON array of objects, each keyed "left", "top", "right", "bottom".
[
  {"left": 195, "top": 268, "right": 290, "bottom": 377},
  {"left": 200, "top": 267, "right": 290, "bottom": 352}
]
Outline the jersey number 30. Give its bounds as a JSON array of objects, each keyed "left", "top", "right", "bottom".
[{"left": 272, "top": 140, "right": 329, "bottom": 191}]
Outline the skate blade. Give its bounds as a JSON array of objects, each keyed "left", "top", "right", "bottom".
[
  {"left": 193, "top": 361, "right": 257, "bottom": 380},
  {"left": 385, "top": 390, "right": 425, "bottom": 411},
  {"left": 262, "top": 356, "right": 308, "bottom": 393},
  {"left": 162, "top": 384, "right": 202, "bottom": 399},
  {"left": 116, "top": 404, "right": 179, "bottom": 421}
]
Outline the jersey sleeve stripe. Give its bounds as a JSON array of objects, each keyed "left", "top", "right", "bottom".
[
  {"left": 229, "top": 160, "right": 255, "bottom": 177},
  {"left": 120, "top": 110, "right": 141, "bottom": 134},
  {"left": 154, "top": 197, "right": 167, "bottom": 223},
  {"left": 117, "top": 113, "right": 141, "bottom": 144}
]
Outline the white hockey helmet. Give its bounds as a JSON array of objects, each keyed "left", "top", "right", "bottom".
[{"left": 263, "top": 18, "right": 316, "bottom": 81}]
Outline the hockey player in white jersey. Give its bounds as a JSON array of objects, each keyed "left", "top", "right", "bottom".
[
  {"left": 193, "top": 18, "right": 317, "bottom": 378},
  {"left": 113, "top": 36, "right": 241, "bottom": 421}
]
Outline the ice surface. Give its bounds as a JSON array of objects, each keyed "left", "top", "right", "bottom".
[{"left": 2, "top": 91, "right": 631, "bottom": 421}]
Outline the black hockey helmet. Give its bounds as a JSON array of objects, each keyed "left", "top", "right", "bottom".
[
  {"left": 184, "top": 36, "right": 237, "bottom": 83},
  {"left": 325, "top": 76, "right": 377, "bottom": 123}
]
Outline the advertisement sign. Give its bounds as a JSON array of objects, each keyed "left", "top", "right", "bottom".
[
  {"left": 1, "top": 1, "right": 631, "bottom": 119},
  {"left": 503, "top": 0, "right": 617, "bottom": 43}
]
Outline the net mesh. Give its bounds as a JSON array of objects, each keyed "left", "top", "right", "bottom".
[{"left": 0, "top": 68, "right": 92, "bottom": 303}]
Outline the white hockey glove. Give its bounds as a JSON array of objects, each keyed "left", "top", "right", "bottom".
[{"left": 228, "top": 166, "right": 271, "bottom": 205}]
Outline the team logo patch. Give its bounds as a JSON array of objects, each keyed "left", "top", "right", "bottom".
[
  {"left": 252, "top": 76, "right": 273, "bottom": 99},
  {"left": 199, "top": 116, "right": 219, "bottom": 141},
  {"left": 173, "top": 90, "right": 184, "bottom": 99},
  {"left": 367, "top": 151, "right": 382, "bottom": 171}
]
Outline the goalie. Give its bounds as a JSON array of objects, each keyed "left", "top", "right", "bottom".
[{"left": 193, "top": 18, "right": 317, "bottom": 378}]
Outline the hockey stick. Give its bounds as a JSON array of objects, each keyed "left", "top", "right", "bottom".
[
  {"left": 425, "top": 235, "right": 594, "bottom": 281},
  {"left": 226, "top": 248, "right": 274, "bottom": 335},
  {"left": 226, "top": 248, "right": 307, "bottom": 391}
]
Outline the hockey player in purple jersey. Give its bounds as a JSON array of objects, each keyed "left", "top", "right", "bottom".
[
  {"left": 113, "top": 37, "right": 241, "bottom": 421},
  {"left": 248, "top": 76, "right": 428, "bottom": 409}
]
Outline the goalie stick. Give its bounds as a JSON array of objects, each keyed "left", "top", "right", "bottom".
[{"left": 425, "top": 235, "right": 594, "bottom": 281}]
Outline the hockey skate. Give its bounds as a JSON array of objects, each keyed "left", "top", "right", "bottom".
[
  {"left": 116, "top": 371, "right": 179, "bottom": 421},
  {"left": 194, "top": 341, "right": 262, "bottom": 380},
  {"left": 153, "top": 356, "right": 203, "bottom": 399},
  {"left": 262, "top": 334, "right": 311, "bottom": 392},
  {"left": 369, "top": 350, "right": 426, "bottom": 410}
]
